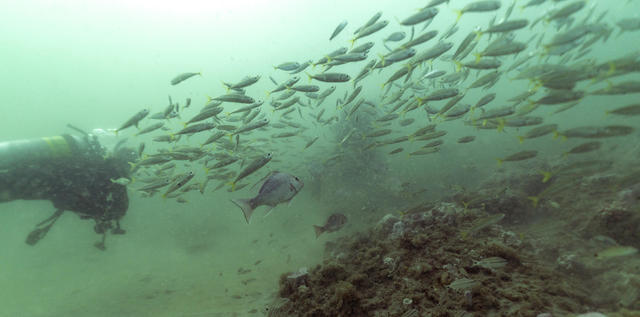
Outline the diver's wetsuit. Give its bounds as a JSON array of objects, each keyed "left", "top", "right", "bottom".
[{"left": 0, "top": 132, "right": 134, "bottom": 250}]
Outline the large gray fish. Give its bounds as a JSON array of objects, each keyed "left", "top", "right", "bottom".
[
  {"left": 313, "top": 213, "right": 347, "bottom": 238},
  {"left": 231, "top": 172, "right": 303, "bottom": 223}
]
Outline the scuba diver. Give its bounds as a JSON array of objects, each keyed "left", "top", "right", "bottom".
[{"left": 0, "top": 124, "right": 137, "bottom": 250}]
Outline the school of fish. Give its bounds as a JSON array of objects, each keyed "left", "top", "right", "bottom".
[{"left": 112, "top": 0, "right": 640, "bottom": 223}]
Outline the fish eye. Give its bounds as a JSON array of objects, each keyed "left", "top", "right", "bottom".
[{"left": 294, "top": 177, "right": 300, "bottom": 181}]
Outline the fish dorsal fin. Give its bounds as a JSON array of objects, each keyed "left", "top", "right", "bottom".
[
  {"left": 257, "top": 171, "right": 281, "bottom": 194},
  {"left": 252, "top": 170, "right": 277, "bottom": 191}
]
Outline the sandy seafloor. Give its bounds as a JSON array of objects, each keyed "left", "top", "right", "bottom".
[{"left": 0, "top": 189, "right": 346, "bottom": 317}]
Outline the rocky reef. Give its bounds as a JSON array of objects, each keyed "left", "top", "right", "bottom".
[
  {"left": 266, "top": 163, "right": 640, "bottom": 316},
  {"left": 267, "top": 202, "right": 592, "bottom": 316}
]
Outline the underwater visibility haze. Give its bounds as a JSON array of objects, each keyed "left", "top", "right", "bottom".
[{"left": 1, "top": 0, "right": 640, "bottom": 316}]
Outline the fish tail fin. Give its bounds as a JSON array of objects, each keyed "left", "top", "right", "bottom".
[
  {"left": 349, "top": 38, "right": 356, "bottom": 48},
  {"left": 378, "top": 53, "right": 386, "bottom": 67},
  {"left": 460, "top": 230, "right": 469, "bottom": 239},
  {"left": 473, "top": 52, "right": 482, "bottom": 64},
  {"left": 305, "top": 72, "right": 313, "bottom": 83},
  {"left": 527, "top": 196, "right": 540, "bottom": 208},
  {"left": 453, "top": 9, "right": 462, "bottom": 22},
  {"left": 496, "top": 158, "right": 503, "bottom": 166},
  {"left": 231, "top": 198, "right": 255, "bottom": 224},
  {"left": 496, "top": 119, "right": 505, "bottom": 133},
  {"left": 517, "top": 136, "right": 524, "bottom": 144},
  {"left": 114, "top": 130, "right": 119, "bottom": 136},
  {"left": 454, "top": 61, "right": 462, "bottom": 72},
  {"left": 206, "top": 95, "right": 213, "bottom": 102},
  {"left": 607, "top": 62, "right": 616, "bottom": 77},
  {"left": 313, "top": 225, "right": 325, "bottom": 239},
  {"left": 540, "top": 171, "right": 552, "bottom": 183},
  {"left": 474, "top": 30, "right": 483, "bottom": 40},
  {"left": 562, "top": 152, "right": 569, "bottom": 159}
]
